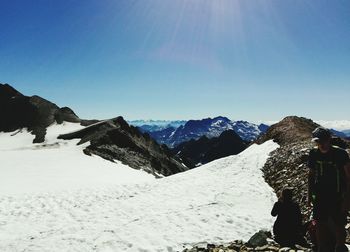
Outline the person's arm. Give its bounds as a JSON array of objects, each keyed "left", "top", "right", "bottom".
[
  {"left": 307, "top": 150, "right": 315, "bottom": 206},
  {"left": 271, "top": 202, "right": 280, "bottom": 217},
  {"left": 295, "top": 204, "right": 304, "bottom": 232},
  {"left": 308, "top": 169, "right": 315, "bottom": 206},
  {"left": 342, "top": 160, "right": 350, "bottom": 212}
]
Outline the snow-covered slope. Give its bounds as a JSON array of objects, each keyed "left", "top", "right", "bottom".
[
  {"left": 0, "top": 136, "right": 279, "bottom": 252},
  {"left": 0, "top": 122, "right": 155, "bottom": 195}
]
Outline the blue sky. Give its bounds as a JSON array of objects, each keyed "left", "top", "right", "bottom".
[{"left": 0, "top": 0, "right": 349, "bottom": 122}]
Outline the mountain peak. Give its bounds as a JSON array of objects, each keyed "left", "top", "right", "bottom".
[
  {"left": 0, "top": 83, "right": 83, "bottom": 142},
  {"left": 0, "top": 83, "right": 23, "bottom": 98},
  {"left": 256, "top": 116, "right": 319, "bottom": 145}
]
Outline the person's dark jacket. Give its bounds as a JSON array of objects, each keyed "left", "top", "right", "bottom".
[{"left": 271, "top": 200, "right": 303, "bottom": 246}]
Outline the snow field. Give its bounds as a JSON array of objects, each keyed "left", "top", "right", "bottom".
[{"left": 0, "top": 124, "right": 280, "bottom": 251}]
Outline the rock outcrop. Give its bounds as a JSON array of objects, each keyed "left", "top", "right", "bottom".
[
  {"left": 58, "top": 117, "right": 188, "bottom": 176},
  {"left": 173, "top": 130, "right": 247, "bottom": 168},
  {"left": 256, "top": 116, "right": 319, "bottom": 146},
  {"left": 0, "top": 83, "right": 93, "bottom": 143},
  {"left": 1, "top": 83, "right": 188, "bottom": 176}
]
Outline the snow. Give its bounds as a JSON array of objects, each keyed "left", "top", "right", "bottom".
[
  {"left": 0, "top": 124, "right": 280, "bottom": 251},
  {"left": 0, "top": 123, "right": 155, "bottom": 195}
]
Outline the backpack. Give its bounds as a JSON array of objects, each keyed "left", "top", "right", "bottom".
[{"left": 311, "top": 146, "right": 347, "bottom": 199}]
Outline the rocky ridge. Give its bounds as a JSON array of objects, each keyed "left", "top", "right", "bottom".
[
  {"left": 1, "top": 83, "right": 187, "bottom": 176},
  {"left": 0, "top": 83, "right": 96, "bottom": 143},
  {"left": 58, "top": 117, "right": 188, "bottom": 176}
]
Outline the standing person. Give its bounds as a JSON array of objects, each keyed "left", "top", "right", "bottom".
[
  {"left": 271, "top": 187, "right": 305, "bottom": 247},
  {"left": 308, "top": 127, "right": 350, "bottom": 252}
]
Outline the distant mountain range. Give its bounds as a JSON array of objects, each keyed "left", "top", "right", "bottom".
[
  {"left": 128, "top": 120, "right": 187, "bottom": 132},
  {"left": 130, "top": 116, "right": 269, "bottom": 147},
  {"left": 343, "top": 130, "right": 350, "bottom": 137},
  {"left": 2, "top": 82, "right": 349, "bottom": 176}
]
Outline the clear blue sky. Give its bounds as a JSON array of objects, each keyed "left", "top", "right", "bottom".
[{"left": 0, "top": 0, "right": 349, "bottom": 122}]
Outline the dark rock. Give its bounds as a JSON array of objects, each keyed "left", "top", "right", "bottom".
[
  {"left": 58, "top": 117, "right": 188, "bottom": 176},
  {"left": 173, "top": 130, "right": 247, "bottom": 168},
  {"left": 256, "top": 116, "right": 319, "bottom": 146},
  {"left": 0, "top": 83, "right": 83, "bottom": 143},
  {"left": 247, "top": 230, "right": 268, "bottom": 247}
]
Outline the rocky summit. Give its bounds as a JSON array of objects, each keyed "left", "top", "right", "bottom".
[
  {"left": 0, "top": 83, "right": 96, "bottom": 143},
  {"left": 256, "top": 116, "right": 319, "bottom": 146},
  {"left": 58, "top": 117, "right": 188, "bottom": 176}
]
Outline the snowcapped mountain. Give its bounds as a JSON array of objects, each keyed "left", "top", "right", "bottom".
[
  {"left": 330, "top": 129, "right": 348, "bottom": 139},
  {"left": 128, "top": 120, "right": 187, "bottom": 132},
  {"left": 0, "top": 83, "right": 187, "bottom": 176},
  {"left": 145, "top": 116, "right": 267, "bottom": 147},
  {"left": 0, "top": 138, "right": 279, "bottom": 251},
  {"left": 343, "top": 130, "right": 350, "bottom": 137}
]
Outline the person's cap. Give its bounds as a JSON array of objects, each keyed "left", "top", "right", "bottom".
[{"left": 312, "top": 127, "right": 331, "bottom": 143}]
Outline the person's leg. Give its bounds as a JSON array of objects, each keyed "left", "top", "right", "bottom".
[
  {"left": 334, "top": 225, "right": 347, "bottom": 252},
  {"left": 316, "top": 220, "right": 333, "bottom": 252},
  {"left": 333, "top": 211, "right": 348, "bottom": 252},
  {"left": 314, "top": 202, "right": 333, "bottom": 252}
]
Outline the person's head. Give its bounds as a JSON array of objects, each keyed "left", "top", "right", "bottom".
[
  {"left": 281, "top": 187, "right": 293, "bottom": 202},
  {"left": 312, "top": 127, "right": 332, "bottom": 153}
]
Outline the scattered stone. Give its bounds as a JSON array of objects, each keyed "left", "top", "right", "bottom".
[{"left": 247, "top": 230, "right": 268, "bottom": 247}]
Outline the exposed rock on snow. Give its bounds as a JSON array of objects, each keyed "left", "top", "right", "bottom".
[
  {"left": 0, "top": 83, "right": 187, "bottom": 176},
  {"left": 0, "top": 83, "right": 95, "bottom": 143},
  {"left": 58, "top": 117, "right": 187, "bottom": 176}
]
